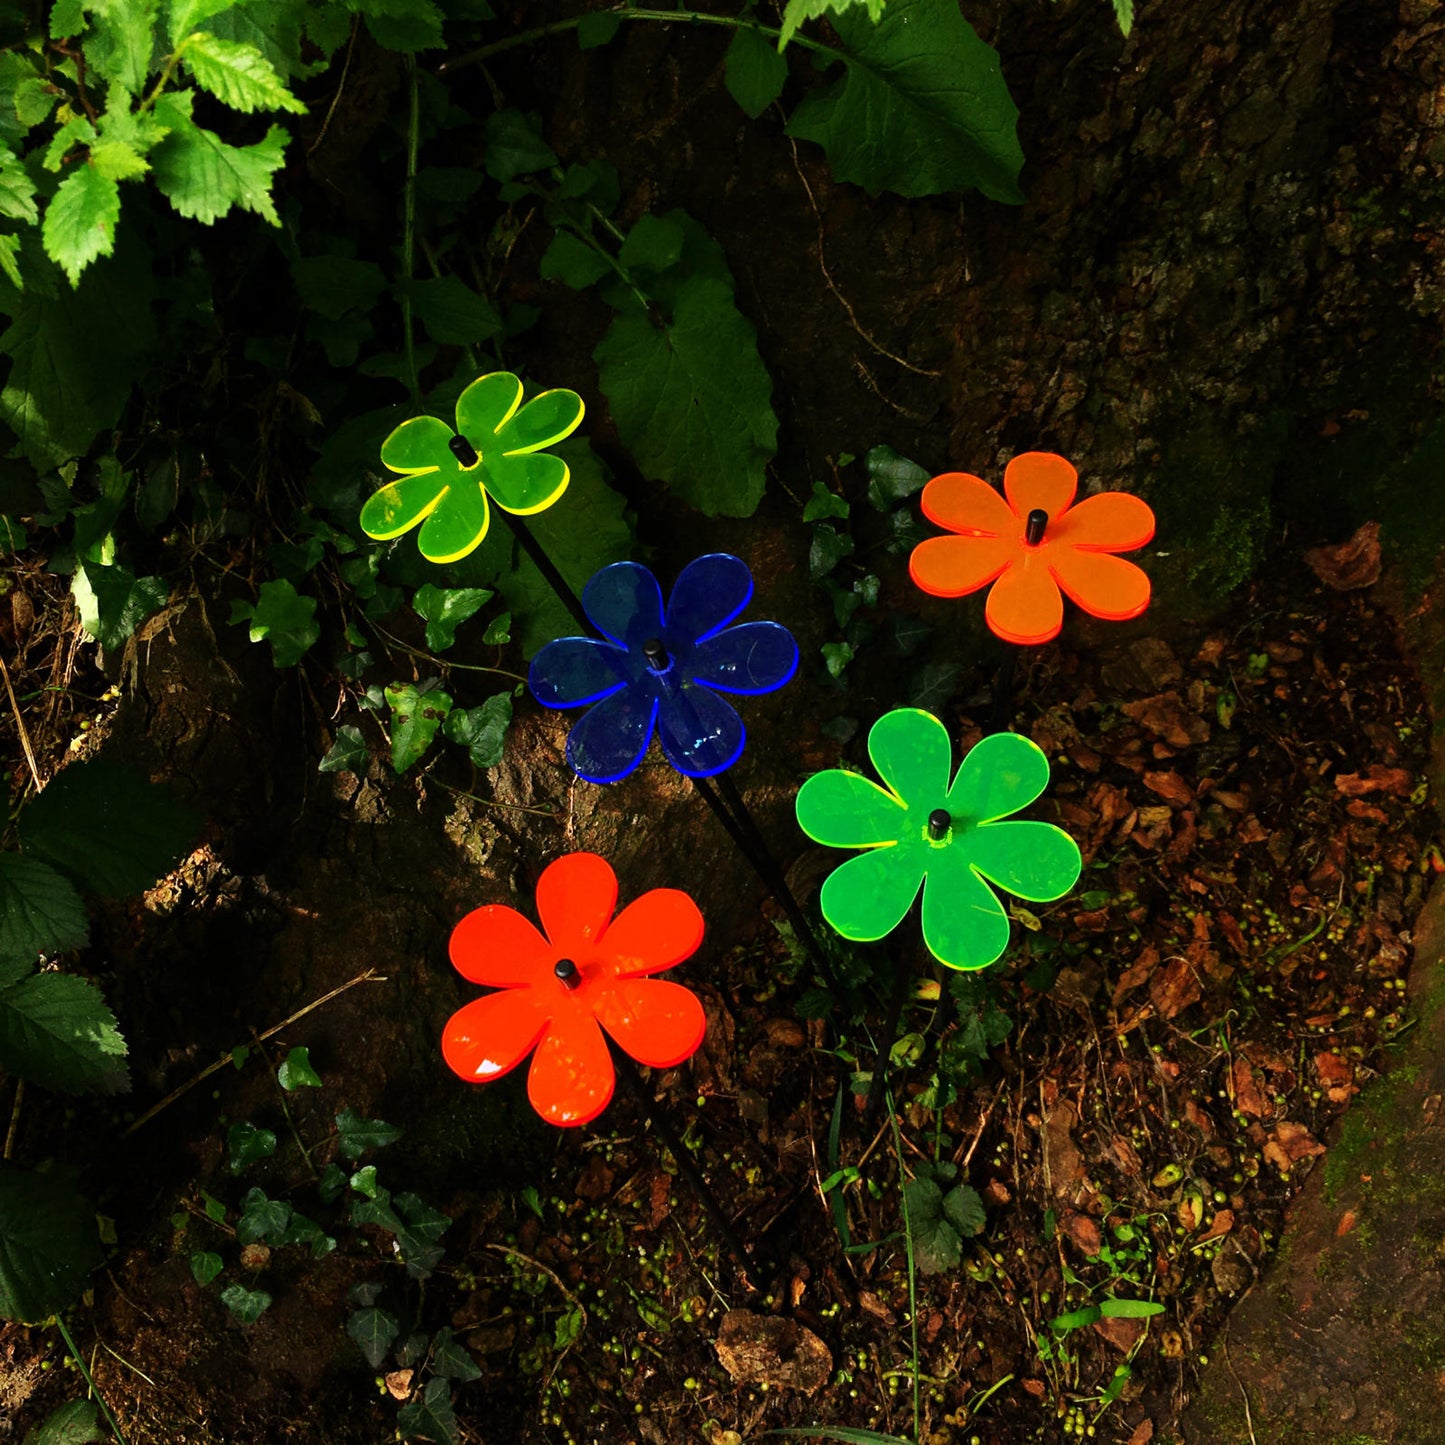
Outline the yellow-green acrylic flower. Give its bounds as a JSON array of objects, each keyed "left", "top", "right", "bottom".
[{"left": 360, "top": 372, "right": 585, "bottom": 564}]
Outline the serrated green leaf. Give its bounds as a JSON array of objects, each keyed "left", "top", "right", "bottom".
[
  {"left": 183, "top": 30, "right": 305, "bottom": 113},
  {"left": 1113, "top": 0, "right": 1134, "bottom": 37},
  {"left": 724, "top": 27, "right": 787, "bottom": 119},
  {"left": 220, "top": 1282, "right": 271, "bottom": 1322},
  {"left": 82, "top": 0, "right": 159, "bottom": 93},
  {"left": 785, "top": 0, "right": 1024, "bottom": 202},
  {"left": 87, "top": 139, "right": 149, "bottom": 181},
  {"left": 151, "top": 98, "right": 287, "bottom": 224},
  {"left": 230, "top": 578, "right": 319, "bottom": 667},
  {"left": 22, "top": 1397, "right": 105, "bottom": 1444},
  {"left": 43, "top": 165, "right": 120, "bottom": 285},
  {"left": 777, "top": 0, "right": 877, "bottom": 49},
  {"left": 348, "top": 1304, "right": 400, "bottom": 1368},
  {"left": 384, "top": 681, "right": 452, "bottom": 773},
  {"left": 50, "top": 0, "right": 86, "bottom": 38},
  {"left": 13, "top": 78, "right": 56, "bottom": 129},
  {"left": 0, "top": 1162, "right": 100, "bottom": 1323},
  {"left": 903, "top": 1174, "right": 961, "bottom": 1275},
  {"left": 412, "top": 583, "right": 492, "bottom": 652},
  {"left": 442, "top": 692, "right": 512, "bottom": 769},
  {"left": 226, "top": 1121, "right": 277, "bottom": 1174},
  {"left": 395, "top": 1377, "right": 458, "bottom": 1445},
  {"left": 44, "top": 115, "right": 97, "bottom": 172},
  {"left": 0, "top": 970, "right": 128, "bottom": 1093},
  {"left": 0, "top": 854, "right": 88, "bottom": 961},
  {"left": 405, "top": 275, "right": 502, "bottom": 345},
  {"left": 483, "top": 108, "right": 556, "bottom": 181},
  {"left": 21, "top": 759, "right": 200, "bottom": 898},
  {"left": 277, "top": 1045, "right": 322, "bottom": 1090},
  {"left": 942, "top": 1183, "right": 985, "bottom": 1238},
  {"left": 319, "top": 724, "right": 369, "bottom": 775},
  {"left": 170, "top": 0, "right": 243, "bottom": 44},
  {"left": 72, "top": 561, "right": 168, "bottom": 651},
  {"left": 335, "top": 1107, "right": 402, "bottom": 1161}
]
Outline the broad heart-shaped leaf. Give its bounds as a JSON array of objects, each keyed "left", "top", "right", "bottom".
[
  {"left": 230, "top": 578, "right": 319, "bottom": 667},
  {"left": 22, "top": 1397, "right": 105, "bottom": 1444},
  {"left": 0, "top": 854, "right": 88, "bottom": 961},
  {"left": 725, "top": 26, "right": 788, "bottom": 117},
  {"left": 182, "top": 30, "right": 306, "bottom": 113},
  {"left": 0, "top": 1162, "right": 101, "bottom": 1323},
  {"left": 405, "top": 276, "right": 503, "bottom": 346},
  {"left": 396, "top": 1376, "right": 458, "bottom": 1445},
  {"left": 785, "top": 0, "right": 1025, "bottom": 203},
  {"left": 20, "top": 759, "right": 201, "bottom": 898},
  {"left": 0, "top": 969, "right": 128, "bottom": 1094},
  {"left": 384, "top": 681, "right": 452, "bottom": 773},
  {"left": 220, "top": 1282, "right": 271, "bottom": 1323},
  {"left": 319, "top": 724, "right": 369, "bottom": 775},
  {"left": 443, "top": 692, "right": 512, "bottom": 768},
  {"left": 412, "top": 583, "right": 493, "bottom": 652},
  {"left": 902, "top": 1174, "right": 961, "bottom": 1275},
  {"left": 151, "top": 94, "right": 287, "bottom": 225},
  {"left": 335, "top": 1107, "right": 402, "bottom": 1161},
  {"left": 72, "top": 560, "right": 168, "bottom": 652},
  {"left": 277, "top": 1044, "right": 322, "bottom": 1090}
]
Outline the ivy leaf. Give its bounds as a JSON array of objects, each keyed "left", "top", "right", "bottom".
[
  {"left": 277, "top": 1045, "right": 322, "bottom": 1090},
  {"left": 785, "top": 0, "right": 1025, "bottom": 202},
  {"left": 0, "top": 1162, "right": 100, "bottom": 1323},
  {"left": 335, "top": 1107, "right": 402, "bottom": 1161},
  {"left": 384, "top": 681, "right": 452, "bottom": 773},
  {"left": 236, "top": 1188, "right": 291, "bottom": 1245},
  {"left": 442, "top": 692, "right": 512, "bottom": 769},
  {"left": 21, "top": 759, "right": 200, "bottom": 898},
  {"left": 0, "top": 855, "right": 88, "bottom": 961},
  {"left": 72, "top": 561, "right": 166, "bottom": 652},
  {"left": 865, "top": 444, "right": 930, "bottom": 510},
  {"left": 809, "top": 523, "right": 853, "bottom": 580},
  {"left": 23, "top": 1398, "right": 105, "bottom": 1444},
  {"left": 908, "top": 660, "right": 962, "bottom": 713},
  {"left": 430, "top": 1326, "right": 482, "bottom": 1382},
  {"left": 319, "top": 724, "right": 369, "bottom": 775},
  {"left": 412, "top": 583, "right": 492, "bottom": 652},
  {"left": 724, "top": 27, "right": 787, "bottom": 119},
  {"left": 347, "top": 1304, "right": 400, "bottom": 1368},
  {"left": 182, "top": 31, "right": 306, "bottom": 113},
  {"left": 219, "top": 1283, "right": 271, "bottom": 1323},
  {"left": 151, "top": 95, "right": 287, "bottom": 225},
  {"left": 190, "top": 1251, "right": 223, "bottom": 1287},
  {"left": 226, "top": 1121, "right": 277, "bottom": 1174},
  {"left": 903, "top": 1175, "right": 961, "bottom": 1275},
  {"left": 804, "top": 480, "right": 849, "bottom": 522},
  {"left": 230, "top": 579, "right": 319, "bottom": 667},
  {"left": 42, "top": 165, "right": 120, "bottom": 286},
  {"left": 0, "top": 970, "right": 128, "bottom": 1094},
  {"left": 821, "top": 641, "right": 854, "bottom": 678},
  {"left": 395, "top": 1377, "right": 458, "bottom": 1445}
]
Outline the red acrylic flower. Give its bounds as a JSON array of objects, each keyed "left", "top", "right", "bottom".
[
  {"left": 909, "top": 451, "right": 1156, "bottom": 646},
  {"left": 441, "top": 852, "right": 707, "bottom": 1127}
]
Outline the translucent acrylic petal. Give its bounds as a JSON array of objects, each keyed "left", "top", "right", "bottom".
[
  {"left": 690, "top": 622, "right": 798, "bottom": 696},
  {"left": 380, "top": 415, "right": 455, "bottom": 474},
  {"left": 919, "top": 472, "right": 1017, "bottom": 537},
  {"left": 416, "top": 479, "right": 490, "bottom": 563},
  {"left": 866, "top": 708, "right": 953, "bottom": 811},
  {"left": 666, "top": 553, "right": 754, "bottom": 643},
  {"left": 567, "top": 687, "right": 658, "bottom": 784},
  {"left": 359, "top": 472, "right": 448, "bottom": 541},
  {"left": 527, "top": 1010, "right": 614, "bottom": 1127},
  {"left": 529, "top": 637, "right": 631, "bottom": 709},
  {"left": 818, "top": 844, "right": 924, "bottom": 943},
  {"left": 583, "top": 561, "right": 664, "bottom": 648},
  {"left": 535, "top": 851, "right": 618, "bottom": 955},
  {"left": 795, "top": 768, "right": 908, "bottom": 847},
  {"left": 966, "top": 819, "right": 1082, "bottom": 902},
  {"left": 1049, "top": 549, "right": 1152, "bottom": 623},
  {"left": 983, "top": 552, "right": 1064, "bottom": 645},
  {"left": 497, "top": 387, "right": 585, "bottom": 452},
  {"left": 920, "top": 848, "right": 1013, "bottom": 970},
  {"left": 483, "top": 450, "right": 569, "bottom": 516},
  {"left": 655, "top": 682, "right": 744, "bottom": 777},
  {"left": 1002, "top": 452, "right": 1077, "bottom": 524},
  {"left": 909, "top": 533, "right": 1017, "bottom": 599},
  {"left": 441, "top": 990, "right": 550, "bottom": 1083},
  {"left": 456, "top": 371, "right": 522, "bottom": 441},
  {"left": 1052, "top": 491, "right": 1155, "bottom": 552},
  {"left": 947, "top": 731, "right": 1051, "bottom": 823},
  {"left": 594, "top": 978, "right": 706, "bottom": 1068},
  {"left": 601, "top": 888, "right": 705, "bottom": 976},
  {"left": 449, "top": 905, "right": 552, "bottom": 987}
]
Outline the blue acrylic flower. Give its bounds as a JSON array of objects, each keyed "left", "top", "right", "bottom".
[{"left": 528, "top": 554, "right": 798, "bottom": 783}]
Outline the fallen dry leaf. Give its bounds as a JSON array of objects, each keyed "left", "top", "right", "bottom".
[
  {"left": 1232, "top": 1057, "right": 1267, "bottom": 1117},
  {"left": 1114, "top": 944, "right": 1159, "bottom": 1006},
  {"left": 1304, "top": 521, "right": 1382, "bottom": 590},
  {"left": 1127, "top": 1421, "right": 1155, "bottom": 1445},
  {"left": 1143, "top": 770, "right": 1194, "bottom": 806},
  {"left": 1042, "top": 1100, "right": 1088, "bottom": 1200},
  {"left": 715, "top": 1311, "right": 832, "bottom": 1393},
  {"left": 1263, "top": 1120, "right": 1326, "bottom": 1173},
  {"left": 1061, "top": 1209, "right": 1103, "bottom": 1257},
  {"left": 1150, "top": 955, "right": 1201, "bottom": 1019},
  {"left": 1335, "top": 764, "right": 1414, "bottom": 797},
  {"left": 1092, "top": 1315, "right": 1145, "bottom": 1352},
  {"left": 1123, "top": 692, "right": 1211, "bottom": 747},
  {"left": 384, "top": 1370, "right": 414, "bottom": 1401}
]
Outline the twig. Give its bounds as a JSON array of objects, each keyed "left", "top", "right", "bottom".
[
  {"left": 4, "top": 1078, "right": 23, "bottom": 1160},
  {"left": 0, "top": 653, "right": 40, "bottom": 791}
]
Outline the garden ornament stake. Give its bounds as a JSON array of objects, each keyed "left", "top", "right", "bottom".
[
  {"left": 796, "top": 709, "right": 1082, "bottom": 1121},
  {"left": 440, "top": 851, "right": 757, "bottom": 1284}
]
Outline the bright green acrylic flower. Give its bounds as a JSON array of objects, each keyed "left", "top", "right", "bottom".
[
  {"left": 360, "top": 371, "right": 585, "bottom": 564},
  {"left": 795, "top": 708, "right": 1081, "bottom": 970}
]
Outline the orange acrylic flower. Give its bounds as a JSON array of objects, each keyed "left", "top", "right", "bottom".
[
  {"left": 908, "top": 452, "right": 1155, "bottom": 646},
  {"left": 441, "top": 852, "right": 706, "bottom": 1127}
]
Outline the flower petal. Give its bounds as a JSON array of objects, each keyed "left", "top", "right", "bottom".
[
  {"left": 796, "top": 768, "right": 908, "bottom": 847},
  {"left": 441, "top": 989, "right": 550, "bottom": 1083},
  {"left": 1052, "top": 490, "right": 1155, "bottom": 552},
  {"left": 947, "top": 731, "right": 1051, "bottom": 823},
  {"left": 983, "top": 552, "right": 1064, "bottom": 645},
  {"left": 456, "top": 372, "right": 522, "bottom": 441},
  {"left": 359, "top": 472, "right": 448, "bottom": 541},
  {"left": 567, "top": 687, "right": 658, "bottom": 783},
  {"left": 416, "top": 479, "right": 490, "bottom": 563},
  {"left": 666, "top": 553, "right": 753, "bottom": 643},
  {"left": 450, "top": 904, "right": 553, "bottom": 987},
  {"left": 380, "top": 414, "right": 455, "bottom": 474},
  {"left": 690, "top": 622, "right": 798, "bottom": 695},
  {"left": 655, "top": 683, "right": 745, "bottom": 777},
  {"left": 583, "top": 561, "right": 665, "bottom": 648},
  {"left": 527, "top": 1010, "right": 614, "bottom": 1126},
  {"left": 1049, "top": 549, "right": 1152, "bottom": 623},
  {"left": 529, "top": 637, "right": 631, "bottom": 709},
  {"left": 818, "top": 845, "right": 924, "bottom": 943},
  {"left": 909, "top": 533, "right": 1017, "bottom": 599},
  {"left": 594, "top": 978, "right": 706, "bottom": 1068},
  {"left": 967, "top": 820, "right": 1082, "bottom": 902},
  {"left": 919, "top": 472, "right": 1017, "bottom": 536},
  {"left": 867, "top": 708, "right": 953, "bottom": 812},
  {"left": 919, "top": 848, "right": 1012, "bottom": 970},
  {"left": 496, "top": 386, "right": 585, "bottom": 453},
  {"left": 483, "top": 450, "right": 570, "bottom": 516},
  {"left": 1002, "top": 452, "right": 1077, "bottom": 524},
  {"left": 602, "top": 888, "right": 705, "bottom": 976},
  {"left": 536, "top": 851, "right": 618, "bottom": 956}
]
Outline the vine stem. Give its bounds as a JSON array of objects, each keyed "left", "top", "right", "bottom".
[
  {"left": 886, "top": 1098, "right": 922, "bottom": 1445},
  {"left": 55, "top": 1315, "right": 128, "bottom": 1445},
  {"left": 401, "top": 54, "right": 421, "bottom": 406}
]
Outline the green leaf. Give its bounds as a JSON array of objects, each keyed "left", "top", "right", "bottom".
[
  {"left": 821, "top": 641, "right": 853, "bottom": 678},
  {"left": 72, "top": 561, "right": 167, "bottom": 652},
  {"left": 809, "top": 523, "right": 853, "bottom": 580},
  {"left": 395, "top": 1377, "right": 458, "bottom": 1445},
  {"left": 44, "top": 115, "right": 98, "bottom": 172},
  {"left": 335, "top": 1107, "right": 402, "bottom": 1161},
  {"left": 230, "top": 578, "right": 319, "bottom": 667},
  {"left": 442, "top": 692, "right": 512, "bottom": 769},
  {"left": 362, "top": 0, "right": 444, "bottom": 52},
  {"left": 804, "top": 480, "right": 849, "bottom": 522},
  {"left": 393, "top": 1191, "right": 450, "bottom": 1277},
  {"left": 348, "top": 1304, "right": 400, "bottom": 1368},
  {"left": 785, "top": 0, "right": 1025, "bottom": 202},
  {"left": 22, "top": 1398, "right": 105, "bottom": 1445},
  {"left": 942, "top": 1183, "right": 985, "bottom": 1238},
  {"left": 576, "top": 10, "right": 619, "bottom": 48},
  {"left": 0, "top": 969, "right": 128, "bottom": 1093},
  {"left": 220, "top": 1282, "right": 271, "bottom": 1323},
  {"left": 1113, "top": 0, "right": 1134, "bottom": 36},
  {"left": 0, "top": 153, "right": 37, "bottom": 224},
  {"left": 0, "top": 1162, "right": 100, "bottom": 1322},
  {"left": 319, "top": 724, "right": 369, "bottom": 775},
  {"left": 349, "top": 1164, "right": 379, "bottom": 1198},
  {"left": 725, "top": 27, "right": 787, "bottom": 119},
  {"left": 483, "top": 108, "right": 556, "bottom": 181},
  {"left": 776, "top": 0, "right": 878, "bottom": 49},
  {"left": 1049, "top": 1304, "right": 1102, "bottom": 1333},
  {"left": 87, "top": 139, "right": 149, "bottom": 182},
  {"left": 1099, "top": 1297, "right": 1164, "bottom": 1319},
  {"left": 0, "top": 854, "right": 88, "bottom": 961},
  {"left": 82, "top": 0, "right": 159, "bottom": 93},
  {"left": 406, "top": 275, "right": 502, "bottom": 345},
  {"left": 170, "top": 0, "right": 243, "bottom": 43},
  {"left": 182, "top": 30, "right": 305, "bottom": 112},
  {"left": 226, "top": 1121, "right": 277, "bottom": 1174},
  {"left": 151, "top": 97, "right": 287, "bottom": 225},
  {"left": 617, "top": 214, "right": 684, "bottom": 275},
  {"left": 0, "top": 235, "right": 21, "bottom": 290},
  {"left": 412, "top": 584, "right": 493, "bottom": 652},
  {"left": 865, "top": 444, "right": 930, "bottom": 510},
  {"left": 539, "top": 229, "right": 610, "bottom": 290},
  {"left": 42, "top": 164, "right": 120, "bottom": 285},
  {"left": 384, "top": 681, "right": 452, "bottom": 773},
  {"left": 903, "top": 1174, "right": 961, "bottom": 1275},
  {"left": 292, "top": 255, "right": 387, "bottom": 319},
  {"left": 277, "top": 1045, "right": 322, "bottom": 1090},
  {"left": 480, "top": 612, "right": 510, "bottom": 646},
  {"left": 236, "top": 1188, "right": 290, "bottom": 1244},
  {"left": 190, "top": 1250, "right": 223, "bottom": 1286},
  {"left": 430, "top": 1326, "right": 482, "bottom": 1382},
  {"left": 20, "top": 759, "right": 200, "bottom": 897}
]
